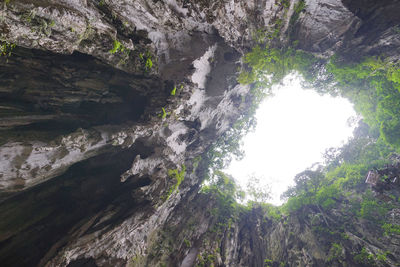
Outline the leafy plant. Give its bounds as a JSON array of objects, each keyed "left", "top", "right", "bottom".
[
  {"left": 145, "top": 57, "right": 153, "bottom": 70},
  {"left": 1, "top": 41, "right": 16, "bottom": 58},
  {"left": 359, "top": 198, "right": 388, "bottom": 222},
  {"left": 166, "top": 164, "right": 186, "bottom": 199},
  {"left": 264, "top": 258, "right": 273, "bottom": 267},
  {"left": 109, "top": 40, "right": 124, "bottom": 54},
  {"left": 382, "top": 223, "right": 400, "bottom": 235},
  {"left": 376, "top": 251, "right": 389, "bottom": 262},
  {"left": 327, "top": 243, "right": 343, "bottom": 262},
  {"left": 277, "top": 0, "right": 290, "bottom": 9},
  {"left": 246, "top": 175, "right": 272, "bottom": 203},
  {"left": 160, "top": 107, "right": 169, "bottom": 119},
  {"left": 353, "top": 247, "right": 376, "bottom": 265},
  {"left": 289, "top": 0, "right": 306, "bottom": 27},
  {"left": 171, "top": 86, "right": 176, "bottom": 96},
  {"left": 183, "top": 238, "right": 191, "bottom": 247},
  {"left": 327, "top": 56, "right": 400, "bottom": 150},
  {"left": 139, "top": 51, "right": 154, "bottom": 71}
]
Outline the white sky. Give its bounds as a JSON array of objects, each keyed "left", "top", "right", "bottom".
[{"left": 225, "top": 74, "right": 356, "bottom": 205}]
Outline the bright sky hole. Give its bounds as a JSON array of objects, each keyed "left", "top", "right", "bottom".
[{"left": 225, "top": 74, "right": 357, "bottom": 206}]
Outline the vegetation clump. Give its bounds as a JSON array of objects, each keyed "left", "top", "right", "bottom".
[
  {"left": 166, "top": 164, "right": 186, "bottom": 199},
  {"left": 139, "top": 51, "right": 153, "bottom": 71},
  {"left": 109, "top": 40, "right": 125, "bottom": 54},
  {"left": 327, "top": 56, "right": 400, "bottom": 150},
  {"left": 198, "top": 36, "right": 400, "bottom": 265},
  {"left": 289, "top": 0, "right": 306, "bottom": 29},
  {"left": 1, "top": 41, "right": 16, "bottom": 59}
]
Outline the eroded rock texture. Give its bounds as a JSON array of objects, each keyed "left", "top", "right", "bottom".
[{"left": 0, "top": 0, "right": 400, "bottom": 266}]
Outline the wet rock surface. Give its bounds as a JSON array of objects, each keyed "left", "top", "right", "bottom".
[{"left": 0, "top": 0, "right": 400, "bottom": 266}]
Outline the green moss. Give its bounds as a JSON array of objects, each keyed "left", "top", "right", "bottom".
[
  {"left": 109, "top": 40, "right": 123, "bottom": 54},
  {"left": 359, "top": 192, "right": 389, "bottom": 222},
  {"left": 382, "top": 223, "right": 400, "bottom": 235},
  {"left": 165, "top": 164, "right": 186, "bottom": 199},
  {"left": 196, "top": 252, "right": 217, "bottom": 267},
  {"left": 145, "top": 57, "right": 153, "bottom": 70},
  {"left": 0, "top": 41, "right": 16, "bottom": 58},
  {"left": 353, "top": 247, "right": 376, "bottom": 265},
  {"left": 171, "top": 86, "right": 177, "bottom": 96},
  {"left": 376, "top": 251, "right": 389, "bottom": 262},
  {"left": 290, "top": 0, "right": 306, "bottom": 26},
  {"left": 264, "top": 258, "right": 273, "bottom": 267},
  {"left": 238, "top": 45, "right": 318, "bottom": 90},
  {"left": 139, "top": 51, "right": 154, "bottom": 71},
  {"left": 277, "top": 0, "right": 290, "bottom": 9},
  {"left": 183, "top": 238, "right": 191, "bottom": 247},
  {"left": 327, "top": 243, "right": 343, "bottom": 262},
  {"left": 327, "top": 56, "right": 400, "bottom": 150}
]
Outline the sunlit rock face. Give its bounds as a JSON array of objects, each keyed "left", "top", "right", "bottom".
[{"left": 0, "top": 0, "right": 399, "bottom": 266}]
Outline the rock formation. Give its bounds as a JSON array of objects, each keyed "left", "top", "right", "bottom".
[{"left": 0, "top": 0, "right": 399, "bottom": 266}]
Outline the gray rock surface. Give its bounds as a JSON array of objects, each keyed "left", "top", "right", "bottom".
[{"left": 0, "top": 0, "right": 399, "bottom": 266}]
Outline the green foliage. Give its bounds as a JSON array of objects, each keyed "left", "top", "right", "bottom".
[
  {"left": 246, "top": 175, "right": 271, "bottom": 203},
  {"left": 376, "top": 251, "right": 389, "bottom": 262},
  {"left": 166, "top": 164, "right": 186, "bottom": 199},
  {"left": 316, "top": 182, "right": 340, "bottom": 209},
  {"left": 327, "top": 56, "right": 400, "bottom": 150},
  {"left": 289, "top": 0, "right": 306, "bottom": 27},
  {"left": 1, "top": 41, "right": 16, "bottom": 58},
  {"left": 196, "top": 252, "right": 217, "bottom": 267},
  {"left": 245, "top": 201, "right": 282, "bottom": 221},
  {"left": 145, "top": 57, "right": 153, "bottom": 70},
  {"left": 281, "top": 169, "right": 325, "bottom": 212},
  {"left": 327, "top": 243, "right": 343, "bottom": 262},
  {"left": 238, "top": 45, "right": 318, "bottom": 100},
  {"left": 160, "top": 107, "right": 170, "bottom": 119},
  {"left": 201, "top": 171, "right": 244, "bottom": 230},
  {"left": 109, "top": 40, "right": 123, "bottom": 54},
  {"left": 277, "top": 0, "right": 290, "bottom": 9},
  {"left": 382, "top": 223, "right": 400, "bottom": 235},
  {"left": 264, "top": 258, "right": 273, "bottom": 267},
  {"left": 353, "top": 247, "right": 376, "bottom": 265},
  {"left": 183, "top": 238, "right": 191, "bottom": 248},
  {"left": 171, "top": 86, "right": 177, "bottom": 96},
  {"left": 359, "top": 191, "right": 389, "bottom": 222},
  {"left": 281, "top": 117, "right": 395, "bottom": 214},
  {"left": 109, "top": 39, "right": 132, "bottom": 65},
  {"left": 209, "top": 46, "right": 318, "bottom": 185},
  {"left": 264, "top": 204, "right": 282, "bottom": 221},
  {"left": 204, "top": 114, "right": 254, "bottom": 177},
  {"left": 139, "top": 51, "right": 154, "bottom": 71},
  {"left": 202, "top": 171, "right": 244, "bottom": 203},
  {"left": 293, "top": 0, "right": 306, "bottom": 14}
]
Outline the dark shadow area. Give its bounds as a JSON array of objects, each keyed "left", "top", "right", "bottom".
[
  {"left": 67, "top": 258, "right": 98, "bottom": 267},
  {"left": 0, "top": 47, "right": 162, "bottom": 144},
  {"left": 343, "top": 0, "right": 400, "bottom": 34},
  {"left": 341, "top": 0, "right": 400, "bottom": 56},
  {"left": 0, "top": 139, "right": 155, "bottom": 267}
]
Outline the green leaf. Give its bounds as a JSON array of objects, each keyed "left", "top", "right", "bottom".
[{"left": 171, "top": 86, "right": 176, "bottom": 96}]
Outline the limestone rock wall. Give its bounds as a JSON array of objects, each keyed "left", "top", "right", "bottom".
[{"left": 0, "top": 0, "right": 400, "bottom": 266}]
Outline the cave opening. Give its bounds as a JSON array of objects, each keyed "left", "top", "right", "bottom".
[{"left": 226, "top": 73, "right": 356, "bottom": 205}]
